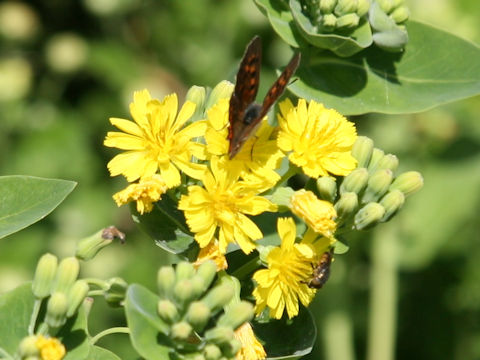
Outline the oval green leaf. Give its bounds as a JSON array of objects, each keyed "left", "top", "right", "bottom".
[
  {"left": 124, "top": 284, "right": 171, "bottom": 360},
  {"left": 289, "top": 21, "right": 480, "bottom": 115},
  {"left": 87, "top": 346, "right": 122, "bottom": 360},
  {"left": 0, "top": 176, "right": 76, "bottom": 239}
]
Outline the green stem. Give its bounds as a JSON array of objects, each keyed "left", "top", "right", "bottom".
[
  {"left": 324, "top": 311, "right": 355, "bottom": 360},
  {"left": 366, "top": 224, "right": 398, "bottom": 360},
  {"left": 87, "top": 290, "right": 105, "bottom": 297},
  {"left": 231, "top": 256, "right": 261, "bottom": 280},
  {"left": 90, "top": 327, "right": 130, "bottom": 345},
  {"left": 83, "top": 278, "right": 109, "bottom": 290},
  {"left": 0, "top": 346, "right": 13, "bottom": 360},
  {"left": 277, "top": 163, "right": 300, "bottom": 187},
  {"left": 28, "top": 299, "right": 42, "bottom": 335}
]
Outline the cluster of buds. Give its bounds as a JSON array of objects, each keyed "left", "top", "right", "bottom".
[
  {"left": 316, "top": 136, "right": 423, "bottom": 231},
  {"left": 156, "top": 261, "right": 254, "bottom": 360},
  {"left": 301, "top": 0, "right": 371, "bottom": 32},
  {"left": 32, "top": 254, "right": 89, "bottom": 331},
  {"left": 375, "top": 0, "right": 409, "bottom": 25},
  {"left": 368, "top": 0, "right": 409, "bottom": 51}
]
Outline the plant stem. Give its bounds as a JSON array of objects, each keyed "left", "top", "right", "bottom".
[
  {"left": 83, "top": 278, "right": 109, "bottom": 290},
  {"left": 367, "top": 223, "right": 398, "bottom": 360},
  {"left": 0, "top": 346, "right": 13, "bottom": 360},
  {"left": 90, "top": 327, "right": 130, "bottom": 345},
  {"left": 277, "top": 163, "right": 300, "bottom": 187},
  {"left": 28, "top": 299, "right": 42, "bottom": 335},
  {"left": 231, "top": 256, "right": 261, "bottom": 280}
]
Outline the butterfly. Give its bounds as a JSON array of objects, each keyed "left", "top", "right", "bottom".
[{"left": 228, "top": 36, "right": 301, "bottom": 159}]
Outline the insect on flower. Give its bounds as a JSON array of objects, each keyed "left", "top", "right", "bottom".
[
  {"left": 308, "top": 249, "right": 334, "bottom": 289},
  {"left": 228, "top": 36, "right": 301, "bottom": 159}
]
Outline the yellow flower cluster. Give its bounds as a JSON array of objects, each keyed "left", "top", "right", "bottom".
[
  {"left": 105, "top": 87, "right": 357, "bottom": 324},
  {"left": 35, "top": 335, "right": 66, "bottom": 360}
]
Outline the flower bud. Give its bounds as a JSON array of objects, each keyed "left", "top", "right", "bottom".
[
  {"left": 390, "top": 5, "right": 409, "bottom": 24},
  {"left": 392, "top": 0, "right": 404, "bottom": 8},
  {"left": 380, "top": 189, "right": 405, "bottom": 221},
  {"left": 205, "top": 80, "right": 234, "bottom": 111},
  {"left": 362, "top": 169, "right": 394, "bottom": 203},
  {"left": 389, "top": 171, "right": 423, "bottom": 197},
  {"left": 201, "top": 284, "right": 234, "bottom": 312},
  {"left": 75, "top": 227, "right": 124, "bottom": 261},
  {"left": 51, "top": 257, "right": 79, "bottom": 294},
  {"left": 186, "top": 301, "right": 211, "bottom": 332},
  {"left": 377, "top": 0, "right": 394, "bottom": 13},
  {"left": 218, "top": 301, "right": 253, "bottom": 330},
  {"left": 340, "top": 168, "right": 368, "bottom": 195},
  {"left": 205, "top": 326, "right": 234, "bottom": 346},
  {"left": 171, "top": 321, "right": 193, "bottom": 341},
  {"left": 335, "top": 0, "right": 358, "bottom": 16},
  {"left": 46, "top": 292, "right": 68, "bottom": 328},
  {"left": 367, "top": 148, "right": 385, "bottom": 173},
  {"left": 321, "top": 14, "right": 337, "bottom": 31},
  {"left": 356, "top": 0, "right": 370, "bottom": 16},
  {"left": 157, "top": 299, "right": 179, "bottom": 324},
  {"left": 354, "top": 202, "right": 385, "bottom": 230},
  {"left": 352, "top": 136, "right": 374, "bottom": 168},
  {"left": 174, "top": 279, "right": 197, "bottom": 308},
  {"left": 271, "top": 186, "right": 295, "bottom": 208},
  {"left": 320, "top": 0, "right": 337, "bottom": 13},
  {"left": 66, "top": 280, "right": 89, "bottom": 318},
  {"left": 104, "top": 277, "right": 128, "bottom": 307},
  {"left": 376, "top": 154, "right": 398, "bottom": 172},
  {"left": 204, "top": 344, "right": 222, "bottom": 360},
  {"left": 336, "top": 13, "right": 360, "bottom": 29},
  {"left": 32, "top": 253, "right": 57, "bottom": 299},
  {"left": 186, "top": 85, "right": 206, "bottom": 118},
  {"left": 157, "top": 266, "right": 176, "bottom": 298},
  {"left": 196, "top": 260, "right": 217, "bottom": 290},
  {"left": 176, "top": 262, "right": 195, "bottom": 281},
  {"left": 257, "top": 245, "right": 275, "bottom": 264},
  {"left": 18, "top": 335, "right": 40, "bottom": 357},
  {"left": 316, "top": 177, "right": 337, "bottom": 202},
  {"left": 335, "top": 192, "right": 358, "bottom": 219},
  {"left": 221, "top": 339, "right": 242, "bottom": 359}
]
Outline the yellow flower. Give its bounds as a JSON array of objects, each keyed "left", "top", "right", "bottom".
[
  {"left": 112, "top": 174, "right": 168, "bottom": 214},
  {"left": 104, "top": 90, "right": 207, "bottom": 187},
  {"left": 277, "top": 98, "right": 357, "bottom": 178},
  {"left": 204, "top": 98, "right": 284, "bottom": 189},
  {"left": 178, "top": 156, "right": 277, "bottom": 254},
  {"left": 252, "top": 218, "right": 317, "bottom": 319},
  {"left": 193, "top": 240, "right": 228, "bottom": 271},
  {"left": 234, "top": 322, "right": 266, "bottom": 360},
  {"left": 36, "top": 335, "right": 66, "bottom": 360}
]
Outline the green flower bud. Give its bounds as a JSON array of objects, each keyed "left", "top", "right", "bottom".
[
  {"left": 367, "top": 148, "right": 385, "bottom": 173},
  {"left": 157, "top": 266, "right": 176, "bottom": 299},
  {"left": 171, "top": 321, "right": 193, "bottom": 341},
  {"left": 257, "top": 245, "right": 275, "bottom": 264},
  {"left": 376, "top": 154, "right": 398, "bottom": 172},
  {"left": 186, "top": 301, "right": 211, "bottom": 332},
  {"left": 51, "top": 257, "right": 79, "bottom": 294},
  {"left": 356, "top": 0, "right": 370, "bottom": 16},
  {"left": 174, "top": 279, "right": 196, "bottom": 308},
  {"left": 389, "top": 171, "right": 424, "bottom": 197},
  {"left": 191, "top": 275, "right": 207, "bottom": 298},
  {"left": 377, "top": 0, "right": 394, "bottom": 13},
  {"left": 392, "top": 0, "right": 404, "bottom": 8},
  {"left": 186, "top": 85, "right": 206, "bottom": 119},
  {"left": 218, "top": 301, "right": 253, "bottom": 330},
  {"left": 75, "top": 227, "right": 124, "bottom": 261},
  {"left": 340, "top": 168, "right": 369, "bottom": 195},
  {"left": 46, "top": 292, "right": 68, "bottom": 328},
  {"left": 196, "top": 260, "right": 217, "bottom": 290},
  {"left": 104, "top": 277, "right": 128, "bottom": 307},
  {"left": 362, "top": 169, "right": 394, "bottom": 203},
  {"left": 204, "top": 344, "right": 222, "bottom": 360},
  {"left": 66, "top": 280, "right": 89, "bottom": 318},
  {"left": 379, "top": 189, "right": 405, "bottom": 221},
  {"left": 317, "top": 177, "right": 337, "bottom": 202},
  {"left": 271, "top": 186, "right": 295, "bottom": 208},
  {"left": 205, "top": 80, "right": 234, "bottom": 111},
  {"left": 321, "top": 13, "right": 337, "bottom": 31},
  {"left": 221, "top": 339, "right": 242, "bottom": 359},
  {"left": 336, "top": 13, "right": 360, "bottom": 29},
  {"left": 320, "top": 0, "right": 337, "bottom": 13},
  {"left": 18, "top": 335, "right": 40, "bottom": 357},
  {"left": 352, "top": 136, "right": 374, "bottom": 168},
  {"left": 176, "top": 262, "right": 195, "bottom": 281},
  {"left": 32, "top": 253, "right": 58, "bottom": 299},
  {"left": 157, "top": 299, "right": 179, "bottom": 324},
  {"left": 201, "top": 284, "right": 234, "bottom": 312},
  {"left": 354, "top": 202, "right": 386, "bottom": 230},
  {"left": 205, "top": 326, "right": 234, "bottom": 346},
  {"left": 335, "top": 0, "right": 358, "bottom": 16},
  {"left": 335, "top": 192, "right": 358, "bottom": 219},
  {"left": 390, "top": 5, "right": 409, "bottom": 24}
]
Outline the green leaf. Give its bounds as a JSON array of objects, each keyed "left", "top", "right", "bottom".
[
  {"left": 124, "top": 284, "right": 171, "bottom": 360},
  {"left": 59, "top": 304, "right": 90, "bottom": 360},
  {"left": 87, "top": 346, "right": 122, "bottom": 360},
  {"left": 0, "top": 176, "right": 76, "bottom": 239},
  {"left": 289, "top": 0, "right": 372, "bottom": 57},
  {"left": 131, "top": 195, "right": 195, "bottom": 255},
  {"left": 253, "top": 307, "right": 316, "bottom": 359},
  {"left": 289, "top": 21, "right": 480, "bottom": 115},
  {"left": 0, "top": 283, "right": 35, "bottom": 355}
]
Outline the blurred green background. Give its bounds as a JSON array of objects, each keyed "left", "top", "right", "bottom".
[{"left": 0, "top": 1, "right": 479, "bottom": 359}]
